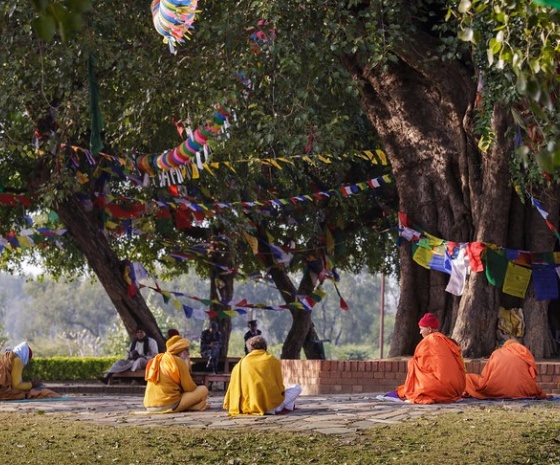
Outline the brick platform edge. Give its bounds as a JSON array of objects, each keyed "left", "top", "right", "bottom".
[{"left": 281, "top": 359, "right": 560, "bottom": 396}]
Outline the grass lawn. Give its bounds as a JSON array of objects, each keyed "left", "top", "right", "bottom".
[{"left": 2, "top": 405, "right": 560, "bottom": 464}]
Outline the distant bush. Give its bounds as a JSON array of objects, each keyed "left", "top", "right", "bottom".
[
  {"left": 26, "top": 356, "right": 119, "bottom": 381},
  {"left": 331, "top": 344, "right": 375, "bottom": 360}
]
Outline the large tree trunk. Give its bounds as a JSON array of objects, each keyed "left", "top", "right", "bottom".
[
  {"left": 343, "top": 28, "right": 557, "bottom": 357},
  {"left": 254, "top": 226, "right": 322, "bottom": 359},
  {"left": 56, "top": 195, "right": 165, "bottom": 351},
  {"left": 209, "top": 234, "right": 234, "bottom": 357}
]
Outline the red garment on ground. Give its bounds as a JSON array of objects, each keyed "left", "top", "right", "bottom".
[
  {"left": 396, "top": 332, "right": 466, "bottom": 404},
  {"left": 465, "top": 340, "right": 549, "bottom": 399}
]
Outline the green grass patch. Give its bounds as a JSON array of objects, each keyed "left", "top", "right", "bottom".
[{"left": 1, "top": 405, "right": 560, "bottom": 464}]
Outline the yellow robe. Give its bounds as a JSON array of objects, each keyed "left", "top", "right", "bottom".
[
  {"left": 144, "top": 353, "right": 207, "bottom": 411},
  {"left": 396, "top": 332, "right": 466, "bottom": 404},
  {"left": 465, "top": 340, "right": 549, "bottom": 399},
  {"left": 0, "top": 352, "right": 60, "bottom": 400},
  {"left": 223, "top": 349, "right": 285, "bottom": 415}
]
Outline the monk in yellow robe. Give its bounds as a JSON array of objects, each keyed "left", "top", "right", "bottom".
[
  {"left": 224, "top": 335, "right": 301, "bottom": 415},
  {"left": 0, "top": 342, "right": 61, "bottom": 400},
  {"left": 465, "top": 338, "right": 549, "bottom": 399},
  {"left": 396, "top": 313, "right": 466, "bottom": 404},
  {"left": 144, "top": 336, "right": 208, "bottom": 412}
]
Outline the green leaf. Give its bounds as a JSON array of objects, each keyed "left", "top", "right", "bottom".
[
  {"left": 68, "top": 0, "right": 93, "bottom": 14},
  {"left": 489, "top": 38, "right": 502, "bottom": 54},
  {"left": 516, "top": 73, "right": 527, "bottom": 94},
  {"left": 32, "top": 14, "right": 56, "bottom": 42}
]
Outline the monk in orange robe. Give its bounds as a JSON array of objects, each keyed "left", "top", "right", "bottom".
[
  {"left": 464, "top": 338, "right": 549, "bottom": 399},
  {"left": 396, "top": 313, "right": 466, "bottom": 404}
]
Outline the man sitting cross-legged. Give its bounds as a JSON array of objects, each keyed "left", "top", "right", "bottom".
[
  {"left": 144, "top": 335, "right": 209, "bottom": 412},
  {"left": 224, "top": 335, "right": 301, "bottom": 415}
]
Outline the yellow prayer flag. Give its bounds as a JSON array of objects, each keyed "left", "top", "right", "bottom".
[
  {"left": 243, "top": 232, "right": 259, "bottom": 255},
  {"left": 316, "top": 155, "right": 332, "bottom": 164},
  {"left": 190, "top": 164, "right": 200, "bottom": 179},
  {"left": 268, "top": 159, "right": 283, "bottom": 170},
  {"left": 16, "top": 236, "right": 31, "bottom": 248},
  {"left": 502, "top": 262, "right": 532, "bottom": 299},
  {"left": 375, "top": 149, "right": 388, "bottom": 165},
  {"left": 223, "top": 162, "right": 237, "bottom": 173},
  {"left": 363, "top": 150, "right": 376, "bottom": 162},
  {"left": 202, "top": 163, "right": 215, "bottom": 176},
  {"left": 412, "top": 246, "right": 433, "bottom": 269},
  {"left": 266, "top": 230, "right": 275, "bottom": 243}
]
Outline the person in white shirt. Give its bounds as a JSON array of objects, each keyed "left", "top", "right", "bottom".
[{"left": 98, "top": 327, "right": 158, "bottom": 384}]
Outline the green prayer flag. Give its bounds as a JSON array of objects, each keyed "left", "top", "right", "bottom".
[{"left": 484, "top": 248, "right": 508, "bottom": 287}]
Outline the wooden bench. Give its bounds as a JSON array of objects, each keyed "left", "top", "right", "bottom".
[
  {"left": 105, "top": 356, "right": 240, "bottom": 387},
  {"left": 192, "top": 372, "right": 231, "bottom": 391},
  {"left": 107, "top": 370, "right": 230, "bottom": 390},
  {"left": 106, "top": 370, "right": 146, "bottom": 385}
]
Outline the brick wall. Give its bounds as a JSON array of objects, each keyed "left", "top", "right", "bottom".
[{"left": 281, "top": 359, "right": 560, "bottom": 395}]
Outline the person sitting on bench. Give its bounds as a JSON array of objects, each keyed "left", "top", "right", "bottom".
[{"left": 98, "top": 327, "right": 158, "bottom": 384}]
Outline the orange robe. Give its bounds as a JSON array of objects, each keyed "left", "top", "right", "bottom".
[
  {"left": 465, "top": 340, "right": 549, "bottom": 399},
  {"left": 396, "top": 332, "right": 466, "bottom": 404}
]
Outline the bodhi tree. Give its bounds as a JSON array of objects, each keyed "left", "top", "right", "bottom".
[
  {"left": 325, "top": 0, "right": 560, "bottom": 357},
  {"left": 15, "top": 0, "right": 560, "bottom": 359},
  {"left": 0, "top": 0, "right": 396, "bottom": 357}
]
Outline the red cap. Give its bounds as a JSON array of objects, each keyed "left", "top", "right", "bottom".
[{"left": 418, "top": 313, "right": 440, "bottom": 329}]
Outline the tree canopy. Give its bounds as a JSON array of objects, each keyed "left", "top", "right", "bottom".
[
  {"left": 3, "top": 0, "right": 560, "bottom": 358},
  {"left": 0, "top": 0, "right": 398, "bottom": 357}
]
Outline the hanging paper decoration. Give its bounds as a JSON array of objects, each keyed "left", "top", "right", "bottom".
[
  {"left": 151, "top": 0, "right": 198, "bottom": 53},
  {"left": 398, "top": 211, "right": 560, "bottom": 300},
  {"left": 135, "top": 106, "right": 230, "bottom": 177},
  {"left": 249, "top": 20, "right": 276, "bottom": 54}
]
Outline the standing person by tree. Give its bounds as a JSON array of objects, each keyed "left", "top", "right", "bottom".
[
  {"left": 200, "top": 321, "right": 222, "bottom": 374},
  {"left": 243, "top": 320, "right": 262, "bottom": 355}
]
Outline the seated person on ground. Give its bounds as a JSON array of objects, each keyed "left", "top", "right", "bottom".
[
  {"left": 464, "top": 333, "right": 549, "bottom": 399},
  {"left": 224, "top": 335, "right": 302, "bottom": 415},
  {"left": 144, "top": 335, "right": 209, "bottom": 412},
  {"left": 396, "top": 312, "right": 466, "bottom": 404},
  {"left": 0, "top": 341, "right": 61, "bottom": 400},
  {"left": 200, "top": 321, "right": 222, "bottom": 373},
  {"left": 98, "top": 327, "right": 158, "bottom": 384}
]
